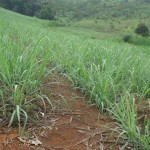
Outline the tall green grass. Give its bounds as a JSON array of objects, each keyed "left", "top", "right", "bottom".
[
  {"left": 0, "top": 7, "right": 150, "bottom": 148},
  {"left": 0, "top": 17, "right": 52, "bottom": 136},
  {"left": 109, "top": 95, "right": 150, "bottom": 149},
  {"left": 47, "top": 30, "right": 150, "bottom": 149},
  {"left": 50, "top": 38, "right": 150, "bottom": 102},
  {"left": 129, "top": 34, "right": 150, "bottom": 47}
]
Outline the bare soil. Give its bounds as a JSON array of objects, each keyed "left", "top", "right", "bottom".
[{"left": 0, "top": 73, "right": 148, "bottom": 150}]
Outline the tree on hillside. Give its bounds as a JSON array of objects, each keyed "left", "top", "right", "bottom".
[
  {"left": 135, "top": 23, "right": 149, "bottom": 37},
  {"left": 36, "top": 3, "right": 56, "bottom": 19},
  {"left": 0, "top": 0, "right": 40, "bottom": 16}
]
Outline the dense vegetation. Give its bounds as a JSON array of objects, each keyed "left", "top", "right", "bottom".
[
  {"left": 135, "top": 23, "right": 149, "bottom": 37},
  {"left": 0, "top": 0, "right": 150, "bottom": 149},
  {"left": 1, "top": 0, "right": 150, "bottom": 20}
]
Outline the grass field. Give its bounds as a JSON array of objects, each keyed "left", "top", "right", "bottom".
[{"left": 0, "top": 7, "right": 150, "bottom": 149}]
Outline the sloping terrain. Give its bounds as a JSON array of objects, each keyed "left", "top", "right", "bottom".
[{"left": 0, "top": 7, "right": 150, "bottom": 150}]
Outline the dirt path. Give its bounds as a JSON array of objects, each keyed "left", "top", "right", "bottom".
[{"left": 0, "top": 73, "right": 122, "bottom": 150}]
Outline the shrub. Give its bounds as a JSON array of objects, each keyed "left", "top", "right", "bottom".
[
  {"left": 123, "top": 34, "right": 132, "bottom": 42},
  {"left": 36, "top": 4, "right": 55, "bottom": 20},
  {"left": 135, "top": 23, "right": 149, "bottom": 37}
]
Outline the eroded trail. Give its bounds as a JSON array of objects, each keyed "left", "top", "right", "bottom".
[{"left": 0, "top": 73, "right": 121, "bottom": 150}]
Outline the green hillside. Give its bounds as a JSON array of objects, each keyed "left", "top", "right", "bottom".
[
  {"left": 72, "top": 0, "right": 150, "bottom": 19},
  {"left": 0, "top": 7, "right": 150, "bottom": 149},
  {"left": 1, "top": 0, "right": 150, "bottom": 20}
]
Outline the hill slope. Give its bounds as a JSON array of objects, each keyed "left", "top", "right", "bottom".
[
  {"left": 0, "top": 7, "right": 150, "bottom": 149},
  {"left": 1, "top": 0, "right": 150, "bottom": 20},
  {"left": 72, "top": 0, "right": 150, "bottom": 19}
]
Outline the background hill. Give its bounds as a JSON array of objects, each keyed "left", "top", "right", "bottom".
[{"left": 1, "top": 0, "right": 150, "bottom": 20}]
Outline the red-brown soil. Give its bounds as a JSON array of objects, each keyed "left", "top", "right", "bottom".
[{"left": 0, "top": 73, "right": 133, "bottom": 150}]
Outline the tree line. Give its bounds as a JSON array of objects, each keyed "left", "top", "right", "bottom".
[
  {"left": 0, "top": 0, "right": 78, "bottom": 19},
  {"left": 0, "top": 0, "right": 150, "bottom": 20}
]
